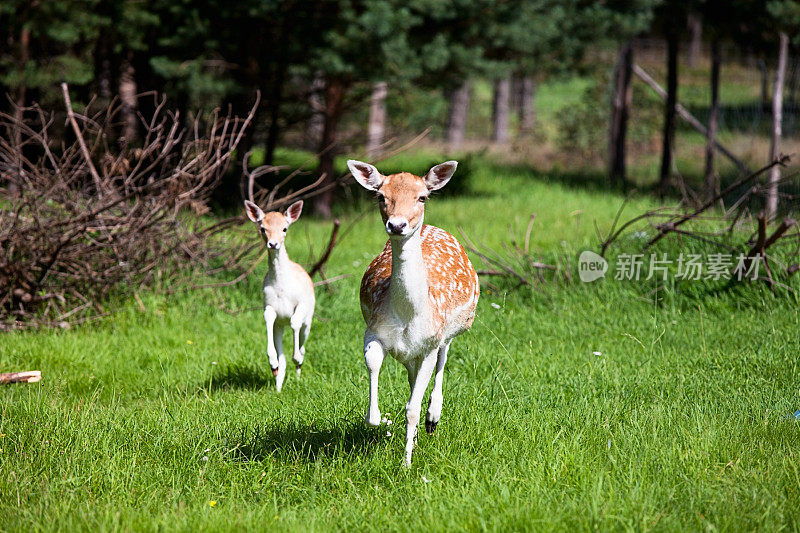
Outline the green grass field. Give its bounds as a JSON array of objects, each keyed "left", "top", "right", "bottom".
[{"left": 3, "top": 153, "right": 800, "bottom": 531}]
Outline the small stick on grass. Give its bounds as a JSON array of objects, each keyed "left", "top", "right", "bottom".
[{"left": 0, "top": 371, "right": 41, "bottom": 384}]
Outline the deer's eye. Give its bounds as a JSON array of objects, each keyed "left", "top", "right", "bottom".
[
  {"left": 418, "top": 196, "right": 427, "bottom": 203},
  {"left": 283, "top": 227, "right": 287, "bottom": 233}
]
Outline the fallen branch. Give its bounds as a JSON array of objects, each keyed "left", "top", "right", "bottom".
[
  {"left": 597, "top": 200, "right": 674, "bottom": 256},
  {"left": 0, "top": 371, "right": 41, "bottom": 384},
  {"left": 646, "top": 156, "right": 789, "bottom": 248},
  {"left": 166, "top": 248, "right": 270, "bottom": 294},
  {"left": 242, "top": 149, "right": 286, "bottom": 202},
  {"left": 765, "top": 217, "right": 796, "bottom": 250},
  {"left": 459, "top": 218, "right": 560, "bottom": 288},
  {"left": 748, "top": 213, "right": 769, "bottom": 260},
  {"left": 739, "top": 214, "right": 797, "bottom": 289},
  {"left": 313, "top": 273, "right": 351, "bottom": 287},
  {"left": 61, "top": 83, "right": 103, "bottom": 194},
  {"left": 459, "top": 229, "right": 529, "bottom": 286}
]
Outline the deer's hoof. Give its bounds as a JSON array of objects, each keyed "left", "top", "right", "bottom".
[
  {"left": 271, "top": 367, "right": 279, "bottom": 377},
  {"left": 425, "top": 420, "right": 438, "bottom": 434}
]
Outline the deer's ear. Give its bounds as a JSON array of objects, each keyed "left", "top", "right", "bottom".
[
  {"left": 347, "top": 160, "right": 383, "bottom": 191},
  {"left": 285, "top": 200, "right": 303, "bottom": 224},
  {"left": 424, "top": 161, "right": 458, "bottom": 191},
  {"left": 244, "top": 200, "right": 264, "bottom": 222}
]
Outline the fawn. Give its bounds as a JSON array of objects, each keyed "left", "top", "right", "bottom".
[
  {"left": 348, "top": 159, "right": 480, "bottom": 466},
  {"left": 244, "top": 200, "right": 315, "bottom": 392}
]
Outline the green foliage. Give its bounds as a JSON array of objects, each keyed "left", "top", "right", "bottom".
[
  {"left": 404, "top": 0, "right": 492, "bottom": 88},
  {"left": 0, "top": 0, "right": 663, "bottom": 161},
  {"left": 385, "top": 86, "right": 450, "bottom": 138},
  {"left": 556, "top": 74, "right": 609, "bottom": 160},
  {"left": 768, "top": 0, "right": 800, "bottom": 41},
  {"left": 300, "top": 0, "right": 422, "bottom": 84},
  {"left": 148, "top": 56, "right": 238, "bottom": 111},
  {"left": 0, "top": 0, "right": 104, "bottom": 104},
  {"left": 482, "top": 0, "right": 659, "bottom": 79}
]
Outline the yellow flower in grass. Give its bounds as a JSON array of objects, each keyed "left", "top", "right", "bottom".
[{"left": 209, "top": 500, "right": 217, "bottom": 507}]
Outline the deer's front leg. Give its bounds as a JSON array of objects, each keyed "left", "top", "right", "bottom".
[
  {"left": 364, "top": 336, "right": 385, "bottom": 427},
  {"left": 263, "top": 306, "right": 279, "bottom": 374},
  {"left": 404, "top": 351, "right": 437, "bottom": 467}
]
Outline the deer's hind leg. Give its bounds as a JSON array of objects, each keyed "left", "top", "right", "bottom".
[
  {"left": 290, "top": 305, "right": 311, "bottom": 376},
  {"left": 273, "top": 324, "right": 287, "bottom": 392},
  {"left": 426, "top": 340, "right": 451, "bottom": 434}
]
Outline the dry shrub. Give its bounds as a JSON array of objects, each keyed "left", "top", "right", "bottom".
[{"left": 0, "top": 89, "right": 257, "bottom": 330}]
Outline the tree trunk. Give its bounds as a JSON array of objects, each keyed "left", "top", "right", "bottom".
[
  {"left": 313, "top": 77, "right": 347, "bottom": 218},
  {"left": 767, "top": 32, "right": 789, "bottom": 220},
  {"left": 492, "top": 78, "right": 511, "bottom": 143},
  {"left": 609, "top": 43, "right": 633, "bottom": 185},
  {"left": 94, "top": 32, "right": 114, "bottom": 101},
  {"left": 704, "top": 39, "right": 721, "bottom": 201},
  {"left": 304, "top": 72, "right": 325, "bottom": 152},
  {"left": 687, "top": 11, "right": 702, "bottom": 68},
  {"left": 119, "top": 58, "right": 138, "bottom": 146},
  {"left": 518, "top": 77, "right": 537, "bottom": 133},
  {"left": 659, "top": 28, "right": 679, "bottom": 198},
  {"left": 366, "top": 81, "right": 388, "bottom": 159},
  {"left": 446, "top": 81, "right": 471, "bottom": 149}
]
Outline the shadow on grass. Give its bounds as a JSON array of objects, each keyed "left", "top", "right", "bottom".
[
  {"left": 225, "top": 419, "right": 385, "bottom": 462},
  {"left": 476, "top": 158, "right": 634, "bottom": 196},
  {"left": 205, "top": 363, "right": 274, "bottom": 392}
]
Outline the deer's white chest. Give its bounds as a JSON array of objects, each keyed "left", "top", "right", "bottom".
[
  {"left": 370, "top": 309, "right": 436, "bottom": 363},
  {"left": 262, "top": 252, "right": 313, "bottom": 321},
  {"left": 262, "top": 281, "right": 300, "bottom": 319}
]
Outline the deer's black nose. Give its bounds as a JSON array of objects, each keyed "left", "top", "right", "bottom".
[{"left": 386, "top": 220, "right": 407, "bottom": 235}]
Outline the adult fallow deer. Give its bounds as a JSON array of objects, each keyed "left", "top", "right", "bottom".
[{"left": 348, "top": 160, "right": 479, "bottom": 466}]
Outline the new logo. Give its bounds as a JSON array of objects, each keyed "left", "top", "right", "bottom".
[{"left": 578, "top": 250, "right": 608, "bottom": 282}]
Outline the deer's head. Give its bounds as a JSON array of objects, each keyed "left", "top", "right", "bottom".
[
  {"left": 244, "top": 200, "right": 304, "bottom": 250},
  {"left": 348, "top": 160, "right": 457, "bottom": 238}
]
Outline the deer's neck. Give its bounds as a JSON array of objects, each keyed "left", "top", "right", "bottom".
[
  {"left": 267, "top": 246, "right": 291, "bottom": 279},
  {"left": 389, "top": 224, "right": 429, "bottom": 319}
]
